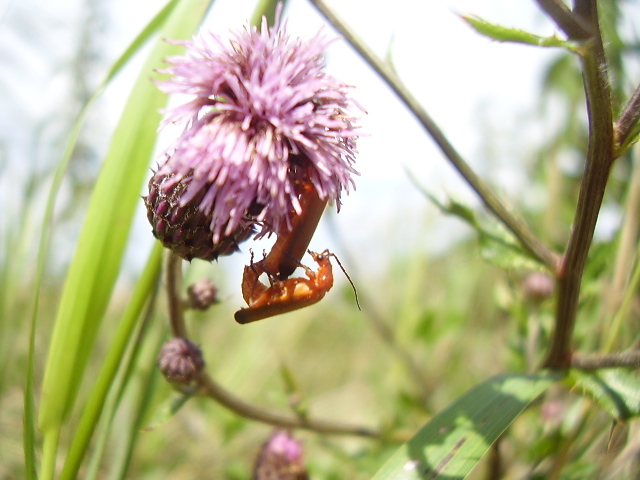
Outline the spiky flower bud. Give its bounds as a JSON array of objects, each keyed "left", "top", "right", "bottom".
[
  {"left": 253, "top": 430, "right": 308, "bottom": 480},
  {"left": 157, "top": 337, "right": 205, "bottom": 385},
  {"left": 144, "top": 171, "right": 255, "bottom": 261},
  {"left": 186, "top": 277, "right": 219, "bottom": 310}
]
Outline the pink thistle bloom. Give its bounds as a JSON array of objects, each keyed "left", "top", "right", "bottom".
[
  {"left": 253, "top": 430, "right": 308, "bottom": 480},
  {"left": 154, "top": 7, "right": 360, "bottom": 244}
]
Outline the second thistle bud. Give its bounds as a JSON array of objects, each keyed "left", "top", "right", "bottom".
[{"left": 186, "top": 278, "right": 219, "bottom": 310}]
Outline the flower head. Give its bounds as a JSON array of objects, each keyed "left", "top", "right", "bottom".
[
  {"left": 151, "top": 6, "right": 360, "bottom": 248},
  {"left": 253, "top": 430, "right": 308, "bottom": 480}
]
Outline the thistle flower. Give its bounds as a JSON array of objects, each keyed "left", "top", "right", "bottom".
[
  {"left": 146, "top": 5, "right": 360, "bottom": 256},
  {"left": 253, "top": 430, "right": 308, "bottom": 480}
]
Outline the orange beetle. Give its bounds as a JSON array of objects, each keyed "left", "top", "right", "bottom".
[{"left": 234, "top": 250, "right": 335, "bottom": 324}]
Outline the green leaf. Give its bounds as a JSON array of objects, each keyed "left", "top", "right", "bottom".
[
  {"left": 37, "top": 0, "right": 214, "bottom": 477},
  {"left": 407, "top": 173, "right": 540, "bottom": 270},
  {"left": 372, "top": 372, "right": 559, "bottom": 480},
  {"left": 570, "top": 369, "right": 640, "bottom": 421},
  {"left": 141, "top": 393, "right": 193, "bottom": 432},
  {"left": 461, "top": 15, "right": 583, "bottom": 52},
  {"left": 59, "top": 243, "right": 163, "bottom": 480}
]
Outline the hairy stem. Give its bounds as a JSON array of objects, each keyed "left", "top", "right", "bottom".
[
  {"left": 542, "top": 1, "right": 615, "bottom": 368},
  {"left": 309, "top": 0, "right": 560, "bottom": 272},
  {"left": 571, "top": 350, "right": 640, "bottom": 370}
]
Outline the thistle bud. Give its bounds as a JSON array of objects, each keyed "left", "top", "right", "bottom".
[
  {"left": 144, "top": 171, "right": 255, "bottom": 261},
  {"left": 253, "top": 430, "right": 308, "bottom": 480},
  {"left": 157, "top": 337, "right": 205, "bottom": 385},
  {"left": 186, "top": 278, "right": 219, "bottom": 310}
]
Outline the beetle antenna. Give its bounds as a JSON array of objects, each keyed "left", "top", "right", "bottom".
[{"left": 330, "top": 253, "right": 361, "bottom": 311}]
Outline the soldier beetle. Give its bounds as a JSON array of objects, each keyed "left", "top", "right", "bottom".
[
  {"left": 234, "top": 249, "right": 358, "bottom": 324},
  {"left": 261, "top": 181, "right": 328, "bottom": 279}
]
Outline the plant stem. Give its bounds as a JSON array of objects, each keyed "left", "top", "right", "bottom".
[
  {"left": 308, "top": 0, "right": 560, "bottom": 272},
  {"left": 571, "top": 351, "right": 640, "bottom": 370},
  {"left": 542, "top": 1, "right": 615, "bottom": 368},
  {"left": 535, "top": 0, "right": 592, "bottom": 40},
  {"left": 165, "top": 251, "right": 187, "bottom": 338},
  {"left": 197, "top": 371, "right": 379, "bottom": 437}
]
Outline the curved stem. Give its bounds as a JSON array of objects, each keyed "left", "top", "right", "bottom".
[
  {"left": 165, "top": 251, "right": 187, "bottom": 338},
  {"left": 197, "top": 371, "right": 379, "bottom": 438},
  {"left": 309, "top": 0, "right": 559, "bottom": 272}
]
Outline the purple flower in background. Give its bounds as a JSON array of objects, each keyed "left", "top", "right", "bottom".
[
  {"left": 253, "top": 430, "right": 308, "bottom": 480},
  {"left": 146, "top": 5, "right": 360, "bottom": 258}
]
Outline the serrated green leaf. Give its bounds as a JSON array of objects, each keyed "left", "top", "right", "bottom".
[
  {"left": 407, "top": 171, "right": 539, "bottom": 270},
  {"left": 570, "top": 369, "right": 640, "bottom": 421},
  {"left": 477, "top": 228, "right": 542, "bottom": 271},
  {"left": 141, "top": 393, "right": 193, "bottom": 432},
  {"left": 461, "top": 15, "right": 583, "bottom": 52},
  {"left": 372, "top": 372, "right": 559, "bottom": 480}
]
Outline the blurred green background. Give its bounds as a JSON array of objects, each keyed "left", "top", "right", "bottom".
[{"left": 2, "top": 0, "right": 640, "bottom": 479}]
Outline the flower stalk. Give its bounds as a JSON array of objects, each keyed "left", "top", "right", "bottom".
[{"left": 542, "top": 1, "right": 615, "bottom": 368}]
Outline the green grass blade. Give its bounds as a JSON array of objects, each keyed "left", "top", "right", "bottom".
[
  {"left": 24, "top": 295, "right": 38, "bottom": 480},
  {"left": 59, "top": 243, "right": 163, "bottom": 480},
  {"left": 37, "top": 0, "right": 214, "bottom": 475},
  {"left": 372, "top": 372, "right": 559, "bottom": 480}
]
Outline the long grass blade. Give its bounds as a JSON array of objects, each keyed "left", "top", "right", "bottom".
[{"left": 36, "top": 0, "right": 214, "bottom": 477}]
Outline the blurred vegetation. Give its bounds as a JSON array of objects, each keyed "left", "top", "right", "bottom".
[{"left": 2, "top": 0, "right": 640, "bottom": 479}]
